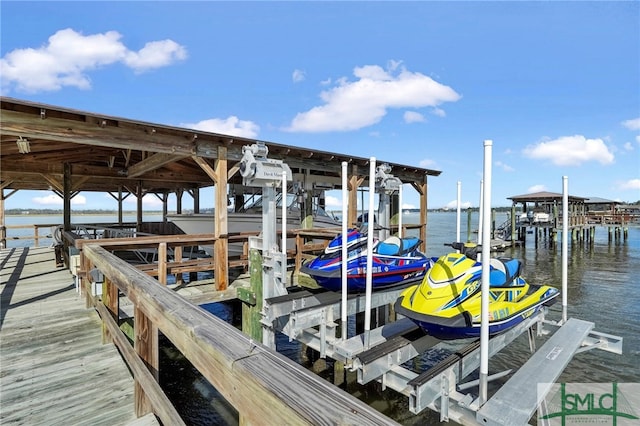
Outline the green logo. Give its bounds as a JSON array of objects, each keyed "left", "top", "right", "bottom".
[{"left": 539, "top": 383, "right": 639, "bottom": 425}]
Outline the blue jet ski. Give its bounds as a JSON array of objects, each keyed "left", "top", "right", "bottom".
[{"left": 300, "top": 229, "right": 430, "bottom": 293}]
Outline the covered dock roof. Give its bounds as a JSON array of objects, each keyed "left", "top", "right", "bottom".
[
  {"left": 1, "top": 97, "right": 440, "bottom": 196},
  {"left": 507, "top": 191, "right": 588, "bottom": 204}
]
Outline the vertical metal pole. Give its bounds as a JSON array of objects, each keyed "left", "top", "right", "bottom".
[
  {"left": 478, "top": 180, "right": 484, "bottom": 246},
  {"left": 364, "top": 157, "right": 376, "bottom": 349},
  {"left": 282, "top": 171, "right": 288, "bottom": 287},
  {"left": 379, "top": 192, "right": 390, "bottom": 241},
  {"left": 479, "top": 140, "right": 493, "bottom": 405},
  {"left": 263, "top": 186, "right": 276, "bottom": 299},
  {"left": 562, "top": 176, "right": 568, "bottom": 324},
  {"left": 398, "top": 183, "right": 403, "bottom": 238},
  {"left": 341, "top": 162, "right": 348, "bottom": 340},
  {"left": 456, "top": 181, "right": 461, "bottom": 244}
]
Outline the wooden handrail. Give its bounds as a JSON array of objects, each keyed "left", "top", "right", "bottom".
[
  {"left": 81, "top": 243, "right": 397, "bottom": 425},
  {"left": 95, "top": 302, "right": 185, "bottom": 425}
]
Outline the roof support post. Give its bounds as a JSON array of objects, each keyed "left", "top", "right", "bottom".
[
  {"left": 348, "top": 165, "right": 363, "bottom": 229},
  {"left": 161, "top": 191, "right": 168, "bottom": 223},
  {"left": 136, "top": 182, "right": 143, "bottom": 228},
  {"left": 0, "top": 188, "right": 5, "bottom": 249},
  {"left": 118, "top": 187, "right": 124, "bottom": 225},
  {"left": 175, "top": 188, "right": 183, "bottom": 215},
  {"left": 214, "top": 146, "right": 228, "bottom": 290},
  {"left": 63, "top": 163, "right": 71, "bottom": 233},
  {"left": 190, "top": 188, "right": 200, "bottom": 214},
  {"left": 411, "top": 177, "right": 428, "bottom": 253}
]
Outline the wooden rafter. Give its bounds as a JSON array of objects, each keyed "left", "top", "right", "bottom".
[{"left": 127, "top": 153, "right": 188, "bottom": 178}]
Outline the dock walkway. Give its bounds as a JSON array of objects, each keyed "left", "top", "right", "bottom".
[{"left": 1, "top": 246, "right": 158, "bottom": 426}]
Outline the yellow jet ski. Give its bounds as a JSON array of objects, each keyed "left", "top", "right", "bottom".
[{"left": 394, "top": 242, "right": 559, "bottom": 339}]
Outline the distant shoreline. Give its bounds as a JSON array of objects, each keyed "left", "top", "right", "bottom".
[{"left": 6, "top": 212, "right": 165, "bottom": 217}]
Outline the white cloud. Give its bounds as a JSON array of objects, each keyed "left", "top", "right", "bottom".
[
  {"left": 284, "top": 62, "right": 461, "bottom": 132},
  {"left": 622, "top": 117, "right": 640, "bottom": 131},
  {"left": 123, "top": 39, "right": 187, "bottom": 73},
  {"left": 73, "top": 195, "right": 87, "bottom": 206},
  {"left": 401, "top": 203, "right": 416, "bottom": 209},
  {"left": 124, "top": 194, "right": 164, "bottom": 208},
  {"left": 1, "top": 28, "right": 186, "bottom": 93},
  {"left": 618, "top": 179, "right": 640, "bottom": 190},
  {"left": 32, "top": 194, "right": 86, "bottom": 206},
  {"left": 324, "top": 195, "right": 341, "bottom": 207},
  {"left": 419, "top": 158, "right": 437, "bottom": 168},
  {"left": 445, "top": 199, "right": 472, "bottom": 209},
  {"left": 404, "top": 111, "right": 425, "bottom": 123},
  {"left": 431, "top": 107, "right": 446, "bottom": 117},
  {"left": 292, "top": 69, "right": 306, "bottom": 83},
  {"left": 495, "top": 160, "right": 515, "bottom": 172},
  {"left": 623, "top": 142, "right": 634, "bottom": 151},
  {"left": 527, "top": 184, "right": 547, "bottom": 193},
  {"left": 522, "top": 135, "right": 614, "bottom": 166},
  {"left": 181, "top": 116, "right": 260, "bottom": 138}
]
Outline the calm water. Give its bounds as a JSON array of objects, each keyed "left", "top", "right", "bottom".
[{"left": 5, "top": 212, "right": 639, "bottom": 424}]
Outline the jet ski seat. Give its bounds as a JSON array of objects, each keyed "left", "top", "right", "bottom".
[
  {"left": 376, "top": 236, "right": 402, "bottom": 256},
  {"left": 489, "top": 257, "right": 522, "bottom": 286}
]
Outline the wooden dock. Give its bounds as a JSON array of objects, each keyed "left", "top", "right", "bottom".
[{"left": 0, "top": 246, "right": 158, "bottom": 425}]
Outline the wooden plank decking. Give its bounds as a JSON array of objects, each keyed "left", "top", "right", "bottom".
[{"left": 0, "top": 246, "right": 158, "bottom": 426}]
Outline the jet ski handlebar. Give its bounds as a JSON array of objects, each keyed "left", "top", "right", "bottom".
[{"left": 444, "top": 242, "right": 481, "bottom": 260}]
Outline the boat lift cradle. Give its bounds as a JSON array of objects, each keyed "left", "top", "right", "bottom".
[
  {"left": 263, "top": 286, "right": 622, "bottom": 425},
  {"left": 251, "top": 143, "right": 624, "bottom": 426}
]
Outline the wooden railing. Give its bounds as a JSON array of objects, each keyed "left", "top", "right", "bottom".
[
  {"left": 0, "top": 222, "right": 141, "bottom": 249},
  {"left": 0, "top": 223, "right": 59, "bottom": 248},
  {"left": 586, "top": 212, "right": 637, "bottom": 225},
  {"left": 76, "top": 235, "right": 397, "bottom": 425}
]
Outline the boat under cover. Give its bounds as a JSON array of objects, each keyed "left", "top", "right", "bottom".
[{"left": 167, "top": 194, "right": 339, "bottom": 257}]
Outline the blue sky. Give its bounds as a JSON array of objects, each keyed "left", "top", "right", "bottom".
[{"left": 1, "top": 1, "right": 639, "bottom": 211}]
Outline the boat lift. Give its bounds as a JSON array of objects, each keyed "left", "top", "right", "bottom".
[
  {"left": 239, "top": 142, "right": 292, "bottom": 348},
  {"left": 252, "top": 142, "right": 623, "bottom": 425}
]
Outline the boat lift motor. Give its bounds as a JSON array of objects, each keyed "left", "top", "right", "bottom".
[
  {"left": 239, "top": 142, "right": 292, "bottom": 347},
  {"left": 239, "top": 142, "right": 292, "bottom": 187},
  {"left": 375, "top": 163, "right": 402, "bottom": 241}
]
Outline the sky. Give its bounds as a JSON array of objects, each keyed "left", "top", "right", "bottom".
[{"left": 1, "top": 1, "right": 639, "bottom": 212}]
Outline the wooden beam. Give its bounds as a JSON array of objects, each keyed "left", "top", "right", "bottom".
[
  {"left": 214, "top": 146, "right": 228, "bottom": 290},
  {"left": 134, "top": 306, "right": 158, "bottom": 417},
  {"left": 127, "top": 152, "right": 188, "bottom": 178},
  {"left": 63, "top": 163, "right": 71, "bottom": 233},
  {"left": 191, "top": 155, "right": 217, "bottom": 184},
  {"left": 158, "top": 242, "right": 167, "bottom": 285},
  {"left": 2, "top": 162, "right": 208, "bottom": 183},
  {"left": 228, "top": 161, "right": 241, "bottom": 179},
  {"left": 1, "top": 110, "right": 200, "bottom": 157},
  {"left": 348, "top": 166, "right": 363, "bottom": 228},
  {"left": 71, "top": 176, "right": 91, "bottom": 192},
  {"left": 95, "top": 302, "right": 185, "bottom": 425},
  {"left": 39, "top": 174, "right": 62, "bottom": 192},
  {"left": 417, "top": 179, "right": 427, "bottom": 252}
]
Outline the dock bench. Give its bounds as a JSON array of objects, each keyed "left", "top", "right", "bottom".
[{"left": 477, "top": 317, "right": 594, "bottom": 426}]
